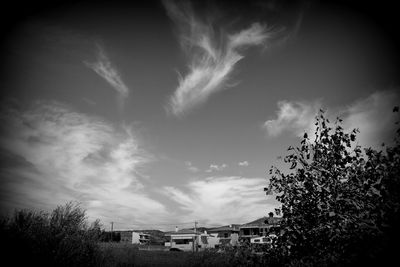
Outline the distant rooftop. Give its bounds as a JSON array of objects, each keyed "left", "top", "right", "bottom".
[
  {"left": 208, "top": 224, "right": 240, "bottom": 232},
  {"left": 240, "top": 216, "right": 282, "bottom": 228}
]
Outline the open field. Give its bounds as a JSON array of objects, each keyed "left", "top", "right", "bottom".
[
  {"left": 99, "top": 243, "right": 197, "bottom": 267},
  {"left": 97, "top": 242, "right": 268, "bottom": 267}
]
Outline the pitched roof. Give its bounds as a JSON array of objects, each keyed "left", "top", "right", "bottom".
[
  {"left": 208, "top": 225, "right": 240, "bottom": 232},
  {"left": 240, "top": 216, "right": 282, "bottom": 228}
]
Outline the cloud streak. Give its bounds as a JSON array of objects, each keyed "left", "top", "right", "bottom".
[
  {"left": 163, "top": 176, "right": 279, "bottom": 225},
  {"left": 185, "top": 161, "right": 199, "bottom": 173},
  {"left": 0, "top": 101, "right": 168, "bottom": 227},
  {"left": 238, "top": 161, "right": 249, "bottom": 167},
  {"left": 263, "top": 90, "right": 400, "bottom": 148},
  {"left": 85, "top": 45, "right": 129, "bottom": 109},
  {"left": 164, "top": 1, "right": 275, "bottom": 116},
  {"left": 342, "top": 90, "right": 400, "bottom": 148},
  {"left": 263, "top": 100, "right": 322, "bottom": 137},
  {"left": 205, "top": 163, "right": 227, "bottom": 173}
]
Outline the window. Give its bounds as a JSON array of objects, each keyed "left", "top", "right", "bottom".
[
  {"left": 174, "top": 238, "right": 192, "bottom": 245},
  {"left": 224, "top": 233, "right": 229, "bottom": 238},
  {"left": 254, "top": 239, "right": 260, "bottom": 243}
]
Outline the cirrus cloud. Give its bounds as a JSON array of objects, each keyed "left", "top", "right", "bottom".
[
  {"left": 163, "top": 176, "right": 279, "bottom": 225},
  {"left": 238, "top": 161, "right": 249, "bottom": 167},
  {"left": 263, "top": 90, "right": 400, "bottom": 149},
  {"left": 185, "top": 161, "right": 200, "bottom": 173},
  {"left": 205, "top": 163, "right": 228, "bottom": 173},
  {"left": 163, "top": 0, "right": 276, "bottom": 116},
  {"left": 263, "top": 99, "right": 322, "bottom": 137},
  {"left": 0, "top": 100, "right": 168, "bottom": 227},
  {"left": 85, "top": 44, "right": 129, "bottom": 111}
]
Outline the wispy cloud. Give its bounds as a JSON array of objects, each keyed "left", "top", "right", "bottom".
[
  {"left": 0, "top": 101, "right": 168, "bottom": 227},
  {"left": 342, "top": 90, "right": 400, "bottom": 148},
  {"left": 205, "top": 163, "right": 227, "bottom": 173},
  {"left": 238, "top": 161, "right": 249, "bottom": 167},
  {"left": 85, "top": 44, "right": 129, "bottom": 109},
  {"left": 185, "top": 161, "right": 200, "bottom": 173},
  {"left": 163, "top": 1, "right": 275, "bottom": 116},
  {"left": 163, "top": 176, "right": 279, "bottom": 225},
  {"left": 263, "top": 100, "right": 322, "bottom": 137},
  {"left": 263, "top": 90, "right": 400, "bottom": 148}
]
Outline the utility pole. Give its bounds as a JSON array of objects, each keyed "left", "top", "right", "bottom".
[
  {"left": 194, "top": 221, "right": 198, "bottom": 252},
  {"left": 110, "top": 222, "right": 114, "bottom": 242}
]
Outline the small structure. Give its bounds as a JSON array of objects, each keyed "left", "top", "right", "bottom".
[
  {"left": 207, "top": 224, "right": 240, "bottom": 247},
  {"left": 239, "top": 213, "right": 282, "bottom": 242},
  {"left": 132, "top": 232, "right": 150, "bottom": 245}
]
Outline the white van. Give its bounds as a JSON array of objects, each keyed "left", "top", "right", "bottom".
[{"left": 250, "top": 234, "right": 277, "bottom": 245}]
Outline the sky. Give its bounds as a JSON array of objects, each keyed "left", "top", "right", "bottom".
[{"left": 1, "top": 0, "right": 399, "bottom": 231}]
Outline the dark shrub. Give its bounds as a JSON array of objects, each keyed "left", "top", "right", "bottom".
[{"left": 1, "top": 202, "right": 103, "bottom": 266}]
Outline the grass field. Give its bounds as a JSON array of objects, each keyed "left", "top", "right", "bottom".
[
  {"left": 97, "top": 242, "right": 264, "bottom": 267},
  {"left": 99, "top": 243, "right": 196, "bottom": 266}
]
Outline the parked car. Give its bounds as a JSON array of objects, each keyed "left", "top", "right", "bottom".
[{"left": 250, "top": 234, "right": 277, "bottom": 245}]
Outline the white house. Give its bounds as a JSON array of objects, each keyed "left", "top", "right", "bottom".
[
  {"left": 207, "top": 225, "right": 240, "bottom": 247},
  {"left": 164, "top": 228, "right": 219, "bottom": 251},
  {"left": 132, "top": 232, "right": 150, "bottom": 245}
]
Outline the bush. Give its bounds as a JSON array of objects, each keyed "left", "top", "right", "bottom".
[
  {"left": 0, "top": 202, "right": 104, "bottom": 266},
  {"left": 265, "top": 108, "right": 400, "bottom": 266}
]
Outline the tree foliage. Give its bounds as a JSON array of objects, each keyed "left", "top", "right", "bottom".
[{"left": 266, "top": 108, "right": 400, "bottom": 266}]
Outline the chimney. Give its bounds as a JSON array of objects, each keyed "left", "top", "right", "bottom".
[{"left": 175, "top": 226, "right": 178, "bottom": 232}]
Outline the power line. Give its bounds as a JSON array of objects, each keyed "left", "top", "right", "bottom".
[
  {"left": 130, "top": 221, "right": 196, "bottom": 227},
  {"left": 87, "top": 217, "right": 227, "bottom": 229}
]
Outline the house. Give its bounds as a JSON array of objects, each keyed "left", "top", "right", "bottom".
[
  {"left": 132, "top": 232, "right": 150, "bottom": 245},
  {"left": 239, "top": 213, "right": 282, "bottom": 242},
  {"left": 207, "top": 224, "right": 240, "bottom": 247},
  {"left": 164, "top": 227, "right": 219, "bottom": 251},
  {"left": 164, "top": 228, "right": 202, "bottom": 251}
]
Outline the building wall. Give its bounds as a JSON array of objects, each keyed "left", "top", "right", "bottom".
[
  {"left": 199, "top": 234, "right": 219, "bottom": 249},
  {"left": 230, "top": 233, "right": 239, "bottom": 246},
  {"left": 131, "top": 232, "right": 150, "bottom": 244},
  {"left": 132, "top": 232, "right": 140, "bottom": 244}
]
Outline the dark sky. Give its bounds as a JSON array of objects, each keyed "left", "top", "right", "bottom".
[{"left": 0, "top": 0, "right": 399, "bottom": 230}]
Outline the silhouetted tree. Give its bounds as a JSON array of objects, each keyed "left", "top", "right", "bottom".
[{"left": 266, "top": 108, "right": 400, "bottom": 266}]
